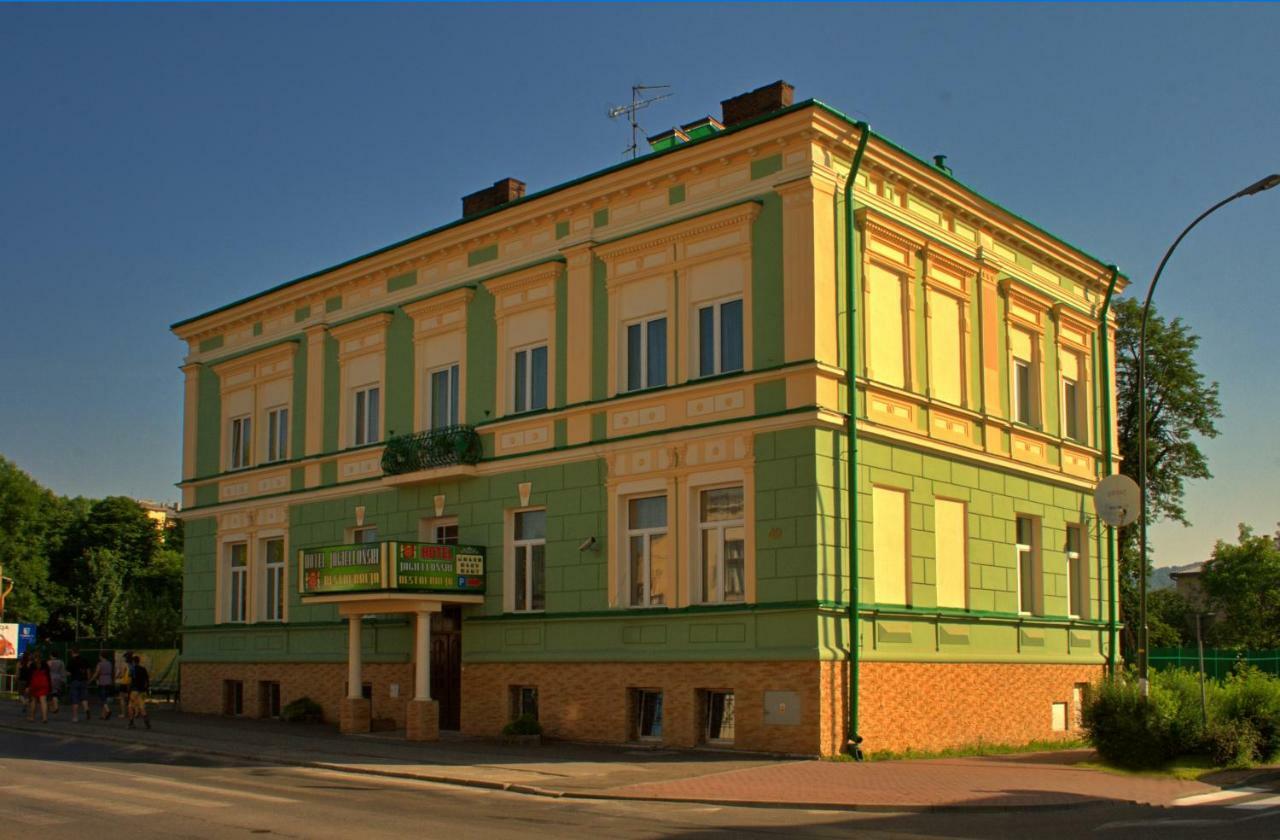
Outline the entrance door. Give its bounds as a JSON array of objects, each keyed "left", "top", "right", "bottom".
[{"left": 431, "top": 606, "right": 462, "bottom": 730}]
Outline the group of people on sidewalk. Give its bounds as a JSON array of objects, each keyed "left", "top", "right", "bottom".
[{"left": 15, "top": 647, "right": 151, "bottom": 729}]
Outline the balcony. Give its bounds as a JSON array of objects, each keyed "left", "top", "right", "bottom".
[{"left": 380, "top": 425, "right": 483, "bottom": 485}]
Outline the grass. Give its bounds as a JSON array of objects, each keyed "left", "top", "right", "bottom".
[
  {"left": 824, "top": 737, "right": 1088, "bottom": 762},
  {"left": 1076, "top": 754, "right": 1220, "bottom": 781}
]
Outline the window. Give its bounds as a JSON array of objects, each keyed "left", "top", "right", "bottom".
[
  {"left": 227, "top": 542, "right": 248, "bottom": 623},
  {"left": 230, "top": 415, "right": 252, "bottom": 469},
  {"left": 871, "top": 487, "right": 908, "bottom": 606},
  {"left": 934, "top": 499, "right": 967, "bottom": 609},
  {"left": 1017, "top": 515, "right": 1039, "bottom": 615},
  {"left": 1062, "top": 378, "right": 1081, "bottom": 441},
  {"left": 223, "top": 680, "right": 243, "bottom": 716},
  {"left": 430, "top": 364, "right": 460, "bottom": 429},
  {"left": 1067, "top": 524, "right": 1088, "bottom": 619},
  {"left": 352, "top": 526, "right": 379, "bottom": 544},
  {"left": 354, "top": 386, "right": 381, "bottom": 446},
  {"left": 1059, "top": 344, "right": 1087, "bottom": 444},
  {"left": 633, "top": 689, "right": 664, "bottom": 740},
  {"left": 512, "top": 509, "right": 546, "bottom": 612},
  {"left": 433, "top": 521, "right": 459, "bottom": 545},
  {"left": 698, "top": 487, "right": 745, "bottom": 603},
  {"left": 703, "top": 691, "right": 736, "bottom": 743},
  {"left": 259, "top": 681, "right": 281, "bottom": 719},
  {"left": 1010, "top": 329, "right": 1038, "bottom": 426},
  {"left": 866, "top": 264, "right": 906, "bottom": 387},
  {"left": 927, "top": 290, "right": 964, "bottom": 405},
  {"left": 510, "top": 686, "right": 538, "bottom": 721},
  {"left": 627, "top": 496, "right": 669, "bottom": 607},
  {"left": 697, "top": 299, "right": 743, "bottom": 377},
  {"left": 266, "top": 407, "right": 289, "bottom": 463},
  {"left": 625, "top": 317, "right": 667, "bottom": 391},
  {"left": 513, "top": 345, "right": 548, "bottom": 413},
  {"left": 263, "top": 538, "right": 285, "bottom": 622}
]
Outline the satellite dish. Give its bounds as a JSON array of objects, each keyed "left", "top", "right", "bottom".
[{"left": 1093, "top": 474, "right": 1141, "bottom": 527}]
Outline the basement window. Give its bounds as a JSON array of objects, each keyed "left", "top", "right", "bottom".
[
  {"left": 703, "top": 690, "right": 736, "bottom": 744},
  {"left": 259, "top": 681, "right": 281, "bottom": 719},
  {"left": 633, "top": 689, "right": 664, "bottom": 740},
  {"left": 223, "top": 680, "right": 244, "bottom": 716},
  {"left": 510, "top": 686, "right": 538, "bottom": 721}
]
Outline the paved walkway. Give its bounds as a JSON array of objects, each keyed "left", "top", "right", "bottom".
[{"left": 0, "top": 701, "right": 1246, "bottom": 810}]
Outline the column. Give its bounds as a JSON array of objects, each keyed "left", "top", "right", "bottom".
[
  {"left": 406, "top": 609, "right": 440, "bottom": 741},
  {"left": 339, "top": 614, "right": 370, "bottom": 734},
  {"left": 303, "top": 323, "right": 328, "bottom": 488}
]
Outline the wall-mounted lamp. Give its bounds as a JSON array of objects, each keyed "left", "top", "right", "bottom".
[{"left": 578, "top": 536, "right": 598, "bottom": 552}]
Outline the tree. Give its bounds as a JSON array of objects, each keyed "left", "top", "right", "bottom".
[
  {"left": 1146, "top": 588, "right": 1194, "bottom": 647},
  {"left": 1114, "top": 297, "right": 1222, "bottom": 658},
  {"left": 1202, "top": 525, "right": 1280, "bottom": 649},
  {"left": 83, "top": 547, "right": 125, "bottom": 641},
  {"left": 0, "top": 457, "right": 59, "bottom": 623}
]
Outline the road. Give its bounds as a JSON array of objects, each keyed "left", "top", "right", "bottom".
[{"left": 3, "top": 730, "right": 1279, "bottom": 838}]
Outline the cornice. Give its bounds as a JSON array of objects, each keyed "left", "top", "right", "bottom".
[
  {"left": 401, "top": 286, "right": 475, "bottom": 321},
  {"left": 211, "top": 340, "right": 298, "bottom": 379},
  {"left": 481, "top": 261, "right": 563, "bottom": 297},
  {"left": 593, "top": 201, "right": 762, "bottom": 262},
  {"left": 328, "top": 311, "right": 393, "bottom": 342}
]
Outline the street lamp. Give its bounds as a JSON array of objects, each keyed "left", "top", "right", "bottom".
[{"left": 1137, "top": 173, "right": 1280, "bottom": 696}]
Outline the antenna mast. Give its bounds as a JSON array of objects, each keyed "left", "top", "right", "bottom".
[{"left": 608, "top": 84, "right": 672, "bottom": 159}]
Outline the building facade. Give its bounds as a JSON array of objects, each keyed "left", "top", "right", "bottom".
[{"left": 173, "top": 82, "right": 1124, "bottom": 755}]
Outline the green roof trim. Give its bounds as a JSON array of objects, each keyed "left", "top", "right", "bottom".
[{"left": 172, "top": 98, "right": 1122, "bottom": 331}]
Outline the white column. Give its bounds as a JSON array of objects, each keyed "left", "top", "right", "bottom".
[
  {"left": 347, "top": 615, "right": 363, "bottom": 699},
  {"left": 415, "top": 610, "right": 431, "bottom": 701}
]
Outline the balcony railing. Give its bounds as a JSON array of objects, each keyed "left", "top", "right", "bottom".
[{"left": 381, "top": 425, "right": 483, "bottom": 476}]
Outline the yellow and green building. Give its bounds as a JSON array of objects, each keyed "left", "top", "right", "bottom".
[{"left": 173, "top": 81, "right": 1125, "bottom": 755}]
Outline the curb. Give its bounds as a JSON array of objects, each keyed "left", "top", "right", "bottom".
[{"left": 0, "top": 720, "right": 1158, "bottom": 814}]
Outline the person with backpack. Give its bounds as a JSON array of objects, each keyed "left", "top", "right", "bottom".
[
  {"left": 92, "top": 652, "right": 115, "bottom": 720},
  {"left": 127, "top": 655, "right": 151, "bottom": 730},
  {"left": 66, "top": 647, "right": 91, "bottom": 722}
]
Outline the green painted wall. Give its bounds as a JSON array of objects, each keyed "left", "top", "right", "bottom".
[
  {"left": 384, "top": 309, "right": 414, "bottom": 437},
  {"left": 751, "top": 193, "right": 784, "bottom": 369},
  {"left": 555, "top": 269, "right": 568, "bottom": 409},
  {"left": 591, "top": 257, "right": 608, "bottom": 401},
  {"left": 196, "top": 366, "right": 221, "bottom": 476},
  {"left": 322, "top": 335, "right": 340, "bottom": 453},
  {"left": 291, "top": 339, "right": 307, "bottom": 458},
  {"left": 466, "top": 286, "right": 497, "bottom": 424}
]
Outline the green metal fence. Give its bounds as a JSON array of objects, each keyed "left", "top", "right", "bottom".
[{"left": 1150, "top": 646, "right": 1280, "bottom": 679}]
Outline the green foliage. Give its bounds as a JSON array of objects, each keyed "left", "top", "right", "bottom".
[
  {"left": 1147, "top": 588, "right": 1194, "bottom": 647},
  {"left": 1083, "top": 671, "right": 1198, "bottom": 769},
  {"left": 0, "top": 457, "right": 63, "bottom": 623},
  {"left": 281, "top": 697, "right": 324, "bottom": 723},
  {"left": 1113, "top": 298, "right": 1222, "bottom": 660},
  {"left": 1203, "top": 526, "right": 1280, "bottom": 649},
  {"left": 502, "top": 714, "right": 543, "bottom": 737},
  {"left": 1206, "top": 719, "right": 1260, "bottom": 768},
  {"left": 84, "top": 547, "right": 124, "bottom": 640},
  {"left": 1217, "top": 667, "right": 1280, "bottom": 762}
]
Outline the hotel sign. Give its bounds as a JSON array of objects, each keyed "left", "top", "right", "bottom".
[{"left": 299, "top": 541, "right": 485, "bottom": 596}]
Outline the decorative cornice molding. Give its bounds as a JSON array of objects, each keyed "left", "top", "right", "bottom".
[{"left": 593, "top": 202, "right": 762, "bottom": 262}]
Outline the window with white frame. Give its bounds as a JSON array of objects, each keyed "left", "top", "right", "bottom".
[
  {"left": 227, "top": 542, "right": 248, "bottom": 623},
  {"left": 512, "top": 509, "right": 546, "bottom": 611},
  {"left": 262, "top": 538, "right": 285, "bottom": 622},
  {"left": 1016, "top": 515, "right": 1039, "bottom": 615},
  {"left": 352, "top": 526, "right": 379, "bottom": 544},
  {"left": 431, "top": 519, "right": 459, "bottom": 545},
  {"left": 696, "top": 299, "right": 743, "bottom": 378},
  {"left": 625, "top": 316, "right": 667, "bottom": 392},
  {"left": 230, "top": 415, "right": 252, "bottom": 470},
  {"left": 698, "top": 486, "right": 745, "bottom": 603},
  {"left": 627, "top": 495, "right": 669, "bottom": 607},
  {"left": 1060, "top": 348, "right": 1085, "bottom": 443},
  {"left": 429, "top": 364, "right": 460, "bottom": 429},
  {"left": 1067, "top": 523, "right": 1088, "bottom": 619},
  {"left": 513, "top": 345, "right": 548, "bottom": 413},
  {"left": 1010, "top": 328, "right": 1038, "bottom": 426},
  {"left": 353, "top": 385, "right": 381, "bottom": 446},
  {"left": 266, "top": 407, "right": 289, "bottom": 463}
]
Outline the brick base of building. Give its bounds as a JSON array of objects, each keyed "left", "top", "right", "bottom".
[
  {"left": 339, "top": 697, "right": 371, "bottom": 733},
  {"left": 856, "top": 661, "right": 1105, "bottom": 754},
  {"left": 406, "top": 699, "right": 440, "bottom": 741},
  {"left": 180, "top": 662, "right": 413, "bottom": 728}
]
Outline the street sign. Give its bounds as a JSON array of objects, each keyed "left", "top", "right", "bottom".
[{"left": 1094, "top": 474, "right": 1141, "bottom": 527}]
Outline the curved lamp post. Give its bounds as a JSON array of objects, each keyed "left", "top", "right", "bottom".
[{"left": 1137, "top": 173, "right": 1280, "bottom": 696}]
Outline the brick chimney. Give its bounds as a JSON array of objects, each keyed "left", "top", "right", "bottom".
[
  {"left": 720, "top": 81, "right": 795, "bottom": 128},
  {"left": 462, "top": 178, "right": 527, "bottom": 219}
]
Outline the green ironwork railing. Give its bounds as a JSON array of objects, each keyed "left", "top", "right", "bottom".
[
  {"left": 380, "top": 426, "right": 482, "bottom": 475},
  {"left": 1150, "top": 646, "right": 1280, "bottom": 679}
]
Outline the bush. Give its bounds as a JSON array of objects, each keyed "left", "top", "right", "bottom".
[
  {"left": 502, "top": 714, "right": 542, "bottom": 737},
  {"left": 1218, "top": 667, "right": 1280, "bottom": 762},
  {"left": 281, "top": 696, "right": 323, "bottom": 723},
  {"left": 1083, "top": 675, "right": 1180, "bottom": 769},
  {"left": 1206, "top": 719, "right": 1259, "bottom": 768}
]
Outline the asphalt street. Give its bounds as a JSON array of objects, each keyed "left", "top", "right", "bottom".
[{"left": 3, "top": 729, "right": 1279, "bottom": 839}]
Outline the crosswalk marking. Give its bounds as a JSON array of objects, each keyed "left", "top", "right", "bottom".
[
  {"left": 1172, "top": 787, "right": 1265, "bottom": 806},
  {"left": 1228, "top": 793, "right": 1280, "bottom": 810},
  {"left": 5, "top": 785, "right": 159, "bottom": 816},
  {"left": 72, "top": 779, "right": 232, "bottom": 809}
]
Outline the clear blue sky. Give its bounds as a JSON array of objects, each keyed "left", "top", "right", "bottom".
[{"left": 2, "top": 4, "right": 1276, "bottom": 569}]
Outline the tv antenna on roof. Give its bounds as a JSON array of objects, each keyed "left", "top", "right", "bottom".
[{"left": 608, "top": 84, "right": 673, "bottom": 160}]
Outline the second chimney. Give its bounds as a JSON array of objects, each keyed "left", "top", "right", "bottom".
[
  {"left": 720, "top": 80, "right": 795, "bottom": 128},
  {"left": 462, "top": 178, "right": 527, "bottom": 219}
]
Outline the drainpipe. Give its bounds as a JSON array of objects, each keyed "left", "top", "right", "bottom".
[
  {"left": 843, "top": 123, "right": 870, "bottom": 756},
  {"left": 1096, "top": 265, "right": 1121, "bottom": 676}
]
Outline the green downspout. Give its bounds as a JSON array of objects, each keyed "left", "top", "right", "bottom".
[
  {"left": 843, "top": 123, "right": 871, "bottom": 755},
  {"left": 1097, "top": 265, "right": 1121, "bottom": 676}
]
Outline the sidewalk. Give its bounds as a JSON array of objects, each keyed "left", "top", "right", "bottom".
[{"left": 0, "top": 702, "right": 1235, "bottom": 811}]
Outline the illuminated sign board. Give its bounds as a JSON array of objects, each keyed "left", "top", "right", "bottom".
[{"left": 299, "top": 541, "right": 485, "bottom": 596}]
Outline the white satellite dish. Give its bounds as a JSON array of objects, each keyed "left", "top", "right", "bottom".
[{"left": 1093, "top": 474, "right": 1141, "bottom": 527}]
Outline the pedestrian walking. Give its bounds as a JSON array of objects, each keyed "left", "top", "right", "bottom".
[
  {"left": 26, "top": 651, "right": 50, "bottom": 723},
  {"left": 115, "top": 651, "right": 133, "bottom": 719},
  {"left": 92, "top": 652, "right": 114, "bottom": 720},
  {"left": 66, "top": 647, "right": 91, "bottom": 722},
  {"left": 47, "top": 651, "right": 66, "bottom": 714},
  {"left": 16, "top": 651, "right": 32, "bottom": 709},
  {"left": 127, "top": 655, "right": 150, "bottom": 730}
]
